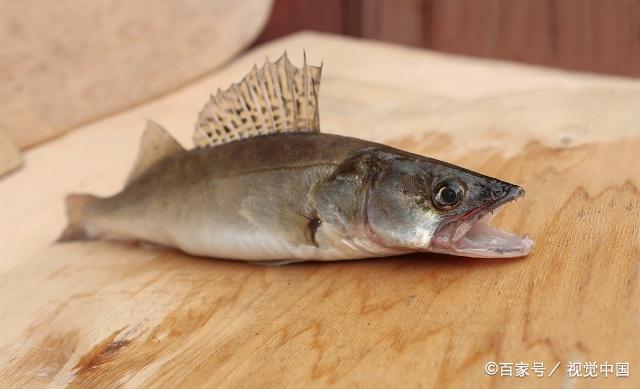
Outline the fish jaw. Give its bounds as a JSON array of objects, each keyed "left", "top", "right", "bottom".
[{"left": 429, "top": 186, "right": 534, "bottom": 258}]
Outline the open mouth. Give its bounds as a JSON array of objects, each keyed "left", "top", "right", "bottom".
[{"left": 430, "top": 186, "right": 534, "bottom": 258}]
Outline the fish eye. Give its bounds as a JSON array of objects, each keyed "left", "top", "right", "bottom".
[{"left": 433, "top": 180, "right": 464, "bottom": 209}]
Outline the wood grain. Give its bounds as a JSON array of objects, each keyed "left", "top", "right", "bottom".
[
  {"left": 0, "top": 32, "right": 639, "bottom": 388},
  {"left": 0, "top": 0, "right": 272, "bottom": 150}
]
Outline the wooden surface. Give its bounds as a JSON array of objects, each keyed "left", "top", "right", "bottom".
[
  {"left": 0, "top": 129, "right": 21, "bottom": 177},
  {"left": 1, "top": 32, "right": 639, "bottom": 388},
  {"left": 0, "top": 0, "right": 272, "bottom": 149},
  {"left": 257, "top": 0, "right": 640, "bottom": 76}
]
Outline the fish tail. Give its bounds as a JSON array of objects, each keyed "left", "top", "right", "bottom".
[{"left": 58, "top": 194, "right": 100, "bottom": 242}]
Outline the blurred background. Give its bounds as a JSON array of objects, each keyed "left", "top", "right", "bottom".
[{"left": 257, "top": 0, "right": 640, "bottom": 76}]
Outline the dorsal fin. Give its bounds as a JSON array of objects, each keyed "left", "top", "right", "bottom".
[
  {"left": 125, "top": 120, "right": 184, "bottom": 186},
  {"left": 193, "top": 52, "right": 323, "bottom": 148}
]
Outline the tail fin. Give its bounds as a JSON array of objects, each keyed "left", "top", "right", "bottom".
[{"left": 58, "top": 194, "right": 100, "bottom": 242}]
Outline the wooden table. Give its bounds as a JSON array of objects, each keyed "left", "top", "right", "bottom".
[{"left": 1, "top": 32, "right": 639, "bottom": 388}]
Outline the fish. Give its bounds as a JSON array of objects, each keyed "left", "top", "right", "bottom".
[{"left": 59, "top": 53, "right": 534, "bottom": 263}]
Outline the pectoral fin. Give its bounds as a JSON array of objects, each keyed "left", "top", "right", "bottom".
[{"left": 239, "top": 195, "right": 320, "bottom": 247}]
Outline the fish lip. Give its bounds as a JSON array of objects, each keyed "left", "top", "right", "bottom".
[
  {"left": 442, "top": 185, "right": 524, "bottom": 234},
  {"left": 430, "top": 185, "right": 534, "bottom": 258}
]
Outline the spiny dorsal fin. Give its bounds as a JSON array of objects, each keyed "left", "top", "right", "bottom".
[
  {"left": 193, "top": 52, "right": 322, "bottom": 148},
  {"left": 126, "top": 120, "right": 184, "bottom": 186}
]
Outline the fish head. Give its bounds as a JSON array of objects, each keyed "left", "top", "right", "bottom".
[{"left": 364, "top": 151, "right": 534, "bottom": 258}]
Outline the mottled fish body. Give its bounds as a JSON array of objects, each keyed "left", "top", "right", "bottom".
[{"left": 60, "top": 54, "right": 533, "bottom": 262}]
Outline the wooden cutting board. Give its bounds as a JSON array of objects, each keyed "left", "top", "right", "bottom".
[{"left": 0, "top": 32, "right": 639, "bottom": 388}]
